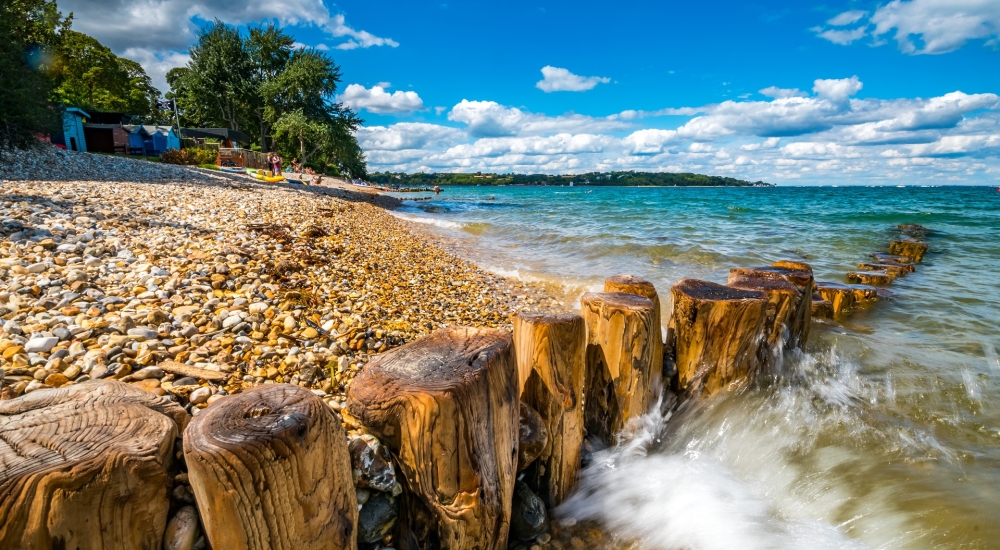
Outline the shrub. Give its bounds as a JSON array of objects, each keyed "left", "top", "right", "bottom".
[
  {"left": 159, "top": 148, "right": 187, "bottom": 164},
  {"left": 160, "top": 148, "right": 217, "bottom": 165},
  {"left": 188, "top": 148, "right": 217, "bottom": 164}
]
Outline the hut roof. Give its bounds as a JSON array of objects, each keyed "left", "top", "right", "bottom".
[{"left": 181, "top": 127, "right": 251, "bottom": 146}]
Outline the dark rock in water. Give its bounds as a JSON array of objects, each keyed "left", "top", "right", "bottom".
[
  {"left": 349, "top": 434, "right": 397, "bottom": 493},
  {"left": 357, "top": 492, "right": 397, "bottom": 544},
  {"left": 888, "top": 240, "right": 928, "bottom": 263},
  {"left": 517, "top": 402, "right": 548, "bottom": 471},
  {"left": 510, "top": 481, "right": 547, "bottom": 541},
  {"left": 846, "top": 271, "right": 893, "bottom": 286}
]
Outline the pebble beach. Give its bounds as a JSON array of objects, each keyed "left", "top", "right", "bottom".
[{"left": 0, "top": 146, "right": 561, "bottom": 408}]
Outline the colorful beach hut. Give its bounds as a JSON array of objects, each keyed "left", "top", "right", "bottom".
[
  {"left": 142, "top": 125, "right": 181, "bottom": 155},
  {"left": 123, "top": 125, "right": 152, "bottom": 155},
  {"left": 52, "top": 108, "right": 89, "bottom": 152}
]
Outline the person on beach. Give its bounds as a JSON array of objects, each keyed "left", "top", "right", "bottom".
[
  {"left": 305, "top": 167, "right": 323, "bottom": 186},
  {"left": 265, "top": 152, "right": 275, "bottom": 176},
  {"left": 272, "top": 153, "right": 282, "bottom": 174}
]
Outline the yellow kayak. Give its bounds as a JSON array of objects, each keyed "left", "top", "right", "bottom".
[{"left": 252, "top": 172, "right": 286, "bottom": 183}]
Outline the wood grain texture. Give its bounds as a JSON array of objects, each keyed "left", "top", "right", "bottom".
[
  {"left": 183, "top": 384, "right": 357, "bottom": 550},
  {"left": 0, "top": 380, "right": 187, "bottom": 550},
  {"left": 733, "top": 263, "right": 816, "bottom": 349},
  {"left": 814, "top": 282, "right": 880, "bottom": 316},
  {"left": 345, "top": 326, "right": 519, "bottom": 550},
  {"left": 667, "top": 279, "right": 767, "bottom": 397},
  {"left": 888, "top": 240, "right": 928, "bottom": 262},
  {"left": 580, "top": 292, "right": 660, "bottom": 444},
  {"left": 727, "top": 272, "right": 799, "bottom": 362},
  {"left": 157, "top": 360, "right": 229, "bottom": 381},
  {"left": 513, "top": 312, "right": 586, "bottom": 507}
]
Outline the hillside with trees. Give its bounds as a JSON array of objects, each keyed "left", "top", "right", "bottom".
[{"left": 369, "top": 171, "right": 773, "bottom": 187}]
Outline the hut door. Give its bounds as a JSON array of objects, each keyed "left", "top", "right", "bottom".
[{"left": 70, "top": 137, "right": 77, "bottom": 151}]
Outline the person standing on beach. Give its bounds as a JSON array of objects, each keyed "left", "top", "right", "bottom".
[{"left": 273, "top": 153, "right": 282, "bottom": 174}]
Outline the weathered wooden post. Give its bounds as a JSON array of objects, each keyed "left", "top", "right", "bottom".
[
  {"left": 0, "top": 381, "right": 188, "bottom": 550},
  {"left": 579, "top": 292, "right": 660, "bottom": 444},
  {"left": 667, "top": 279, "right": 767, "bottom": 396},
  {"left": 346, "top": 326, "right": 519, "bottom": 550},
  {"left": 184, "top": 384, "right": 358, "bottom": 550},
  {"left": 513, "top": 312, "right": 586, "bottom": 507}
]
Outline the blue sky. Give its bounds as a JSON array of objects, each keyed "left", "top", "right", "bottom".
[{"left": 63, "top": 0, "right": 1000, "bottom": 184}]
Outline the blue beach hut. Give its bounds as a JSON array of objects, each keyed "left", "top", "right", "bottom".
[
  {"left": 142, "top": 126, "right": 181, "bottom": 155},
  {"left": 123, "top": 125, "right": 152, "bottom": 155},
  {"left": 53, "top": 108, "right": 89, "bottom": 152}
]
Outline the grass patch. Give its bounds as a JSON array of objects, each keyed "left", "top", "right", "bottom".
[{"left": 198, "top": 164, "right": 219, "bottom": 170}]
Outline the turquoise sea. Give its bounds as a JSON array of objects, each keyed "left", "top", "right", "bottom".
[{"left": 392, "top": 185, "right": 1000, "bottom": 549}]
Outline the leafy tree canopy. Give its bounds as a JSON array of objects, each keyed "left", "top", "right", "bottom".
[{"left": 168, "top": 19, "right": 366, "bottom": 176}]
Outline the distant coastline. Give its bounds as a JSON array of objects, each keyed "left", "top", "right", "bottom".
[{"left": 370, "top": 170, "right": 775, "bottom": 187}]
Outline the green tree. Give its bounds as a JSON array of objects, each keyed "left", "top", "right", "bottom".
[
  {"left": 0, "top": 0, "right": 65, "bottom": 148},
  {"left": 48, "top": 30, "right": 161, "bottom": 116},
  {"left": 182, "top": 20, "right": 251, "bottom": 131},
  {"left": 246, "top": 23, "right": 293, "bottom": 151}
]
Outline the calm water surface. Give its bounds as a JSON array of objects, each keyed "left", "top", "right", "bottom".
[{"left": 391, "top": 185, "right": 1000, "bottom": 549}]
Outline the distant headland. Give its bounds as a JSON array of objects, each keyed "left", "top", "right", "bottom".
[{"left": 369, "top": 171, "right": 775, "bottom": 187}]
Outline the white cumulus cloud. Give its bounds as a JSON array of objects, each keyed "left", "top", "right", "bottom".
[
  {"left": 535, "top": 66, "right": 611, "bottom": 93},
  {"left": 813, "top": 0, "right": 1000, "bottom": 54},
  {"left": 357, "top": 84, "right": 1000, "bottom": 184},
  {"left": 59, "top": 0, "right": 397, "bottom": 94},
  {"left": 338, "top": 84, "right": 424, "bottom": 114}
]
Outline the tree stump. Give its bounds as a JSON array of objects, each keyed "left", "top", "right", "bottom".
[
  {"left": 727, "top": 272, "right": 799, "bottom": 360},
  {"left": 858, "top": 262, "right": 913, "bottom": 278},
  {"left": 0, "top": 380, "right": 188, "bottom": 550},
  {"left": 811, "top": 293, "right": 833, "bottom": 320},
  {"left": 815, "top": 282, "right": 880, "bottom": 316},
  {"left": 846, "top": 271, "right": 893, "bottom": 285},
  {"left": 604, "top": 274, "right": 663, "bottom": 336},
  {"left": 667, "top": 279, "right": 767, "bottom": 397},
  {"left": 729, "top": 263, "right": 814, "bottom": 348},
  {"left": 580, "top": 292, "right": 660, "bottom": 443},
  {"left": 345, "top": 326, "right": 519, "bottom": 550},
  {"left": 889, "top": 240, "right": 928, "bottom": 262},
  {"left": 872, "top": 252, "right": 912, "bottom": 264},
  {"left": 513, "top": 312, "right": 586, "bottom": 508},
  {"left": 183, "top": 384, "right": 357, "bottom": 550}
]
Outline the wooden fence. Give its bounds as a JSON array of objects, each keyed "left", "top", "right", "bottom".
[{"left": 217, "top": 148, "right": 270, "bottom": 169}]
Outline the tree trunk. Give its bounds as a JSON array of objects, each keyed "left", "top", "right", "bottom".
[
  {"left": 814, "top": 281, "right": 880, "bottom": 316},
  {"left": 183, "top": 384, "right": 357, "bottom": 550},
  {"left": 513, "top": 312, "right": 586, "bottom": 508},
  {"left": 730, "top": 263, "right": 815, "bottom": 349},
  {"left": 579, "top": 292, "right": 660, "bottom": 444},
  {"left": 345, "top": 326, "right": 519, "bottom": 550},
  {"left": 0, "top": 380, "right": 188, "bottom": 550},
  {"left": 667, "top": 279, "right": 767, "bottom": 397},
  {"left": 727, "top": 272, "right": 800, "bottom": 364},
  {"left": 858, "top": 262, "right": 914, "bottom": 277},
  {"left": 811, "top": 293, "right": 833, "bottom": 320},
  {"left": 888, "top": 240, "right": 928, "bottom": 262},
  {"left": 846, "top": 271, "right": 893, "bottom": 285}
]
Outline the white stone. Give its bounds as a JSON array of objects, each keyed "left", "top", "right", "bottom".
[
  {"left": 189, "top": 386, "right": 212, "bottom": 404},
  {"left": 24, "top": 336, "right": 58, "bottom": 353}
]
